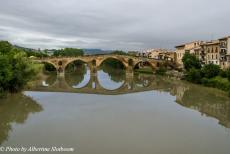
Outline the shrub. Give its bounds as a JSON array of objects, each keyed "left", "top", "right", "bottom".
[
  {"left": 226, "top": 68, "right": 230, "bottom": 82},
  {"left": 201, "top": 64, "right": 220, "bottom": 79},
  {"left": 185, "top": 68, "right": 202, "bottom": 84},
  {"left": 219, "top": 69, "right": 227, "bottom": 78},
  {"left": 201, "top": 76, "right": 230, "bottom": 91}
]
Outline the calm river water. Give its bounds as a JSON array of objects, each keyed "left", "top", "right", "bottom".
[{"left": 0, "top": 66, "right": 230, "bottom": 154}]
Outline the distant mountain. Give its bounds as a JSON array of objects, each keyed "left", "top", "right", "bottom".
[{"left": 83, "top": 49, "right": 113, "bottom": 55}]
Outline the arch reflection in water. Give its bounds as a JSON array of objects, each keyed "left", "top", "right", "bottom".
[
  {"left": 97, "top": 58, "right": 126, "bottom": 90},
  {"left": 0, "top": 94, "right": 43, "bottom": 145},
  {"left": 65, "top": 63, "right": 91, "bottom": 89},
  {"left": 98, "top": 66, "right": 126, "bottom": 91},
  {"left": 41, "top": 73, "right": 57, "bottom": 87},
  {"left": 65, "top": 60, "right": 90, "bottom": 89},
  {"left": 40, "top": 62, "right": 57, "bottom": 87}
]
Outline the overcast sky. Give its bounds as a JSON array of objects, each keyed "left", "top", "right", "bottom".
[{"left": 0, "top": 0, "right": 229, "bottom": 50}]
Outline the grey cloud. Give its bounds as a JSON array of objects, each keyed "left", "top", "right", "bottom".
[{"left": 0, "top": 0, "right": 229, "bottom": 50}]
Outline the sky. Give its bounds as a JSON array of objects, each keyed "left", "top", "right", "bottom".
[{"left": 0, "top": 0, "right": 229, "bottom": 51}]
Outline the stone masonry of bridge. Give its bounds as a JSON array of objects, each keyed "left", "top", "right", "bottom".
[{"left": 34, "top": 54, "right": 175, "bottom": 77}]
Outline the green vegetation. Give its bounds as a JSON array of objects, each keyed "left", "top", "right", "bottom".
[
  {"left": 111, "top": 50, "right": 128, "bottom": 55},
  {"left": 15, "top": 45, "right": 49, "bottom": 58},
  {"left": 0, "top": 41, "right": 40, "bottom": 97},
  {"left": 182, "top": 52, "right": 230, "bottom": 95},
  {"left": 53, "top": 48, "right": 84, "bottom": 57},
  {"left": 182, "top": 52, "right": 201, "bottom": 71}
]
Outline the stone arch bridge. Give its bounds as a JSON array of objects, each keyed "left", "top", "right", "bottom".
[{"left": 33, "top": 54, "right": 175, "bottom": 77}]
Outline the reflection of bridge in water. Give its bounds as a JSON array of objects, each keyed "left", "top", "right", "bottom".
[{"left": 31, "top": 74, "right": 170, "bottom": 95}]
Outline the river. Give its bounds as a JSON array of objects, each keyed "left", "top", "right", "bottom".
[{"left": 0, "top": 65, "right": 230, "bottom": 154}]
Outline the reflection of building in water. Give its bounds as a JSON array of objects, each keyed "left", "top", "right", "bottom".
[
  {"left": 200, "top": 103, "right": 230, "bottom": 128},
  {"left": 176, "top": 84, "right": 230, "bottom": 128},
  {"left": 170, "top": 83, "right": 189, "bottom": 103},
  {"left": 0, "top": 94, "right": 42, "bottom": 145}
]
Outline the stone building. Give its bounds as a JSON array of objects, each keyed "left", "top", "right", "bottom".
[
  {"left": 175, "top": 36, "right": 230, "bottom": 69},
  {"left": 140, "top": 49, "right": 176, "bottom": 62},
  {"left": 175, "top": 41, "right": 203, "bottom": 66},
  {"left": 219, "top": 36, "right": 230, "bottom": 69},
  {"left": 201, "top": 40, "right": 220, "bottom": 65}
]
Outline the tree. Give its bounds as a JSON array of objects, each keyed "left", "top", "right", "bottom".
[
  {"left": 185, "top": 68, "right": 202, "bottom": 83},
  {"left": 0, "top": 44, "right": 38, "bottom": 95},
  {"left": 111, "top": 50, "right": 127, "bottom": 55},
  {"left": 7, "top": 48, "right": 37, "bottom": 92},
  {"left": 53, "top": 48, "right": 84, "bottom": 57},
  {"left": 0, "top": 41, "right": 12, "bottom": 54},
  {"left": 182, "top": 52, "right": 201, "bottom": 71},
  {"left": 201, "top": 64, "right": 220, "bottom": 79},
  {"left": 0, "top": 54, "right": 12, "bottom": 91}
]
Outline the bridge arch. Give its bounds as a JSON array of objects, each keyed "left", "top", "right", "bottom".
[
  {"left": 41, "top": 61, "right": 58, "bottom": 73},
  {"left": 133, "top": 60, "right": 157, "bottom": 72},
  {"left": 64, "top": 58, "right": 89, "bottom": 70},
  {"left": 97, "top": 57, "right": 128, "bottom": 69}
]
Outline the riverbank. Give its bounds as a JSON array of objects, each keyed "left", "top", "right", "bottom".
[{"left": 183, "top": 75, "right": 230, "bottom": 96}]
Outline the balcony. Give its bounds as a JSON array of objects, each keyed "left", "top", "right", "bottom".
[
  {"left": 220, "top": 50, "right": 227, "bottom": 55},
  {"left": 219, "top": 44, "right": 227, "bottom": 49}
]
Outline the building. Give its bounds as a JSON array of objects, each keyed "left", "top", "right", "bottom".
[
  {"left": 175, "top": 36, "right": 230, "bottom": 69},
  {"left": 219, "top": 36, "right": 230, "bottom": 69},
  {"left": 175, "top": 41, "right": 203, "bottom": 65},
  {"left": 158, "top": 51, "right": 176, "bottom": 62},
  {"left": 140, "top": 49, "right": 175, "bottom": 62},
  {"left": 201, "top": 40, "right": 220, "bottom": 65}
]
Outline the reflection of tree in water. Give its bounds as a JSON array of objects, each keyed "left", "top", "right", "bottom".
[
  {"left": 133, "top": 77, "right": 230, "bottom": 129},
  {"left": 168, "top": 81, "right": 230, "bottom": 128},
  {"left": 100, "top": 60, "right": 125, "bottom": 83},
  {"left": 65, "top": 63, "right": 87, "bottom": 86},
  {"left": 178, "top": 84, "right": 230, "bottom": 128},
  {"left": 0, "top": 94, "right": 43, "bottom": 145},
  {"left": 100, "top": 66, "right": 125, "bottom": 82}
]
